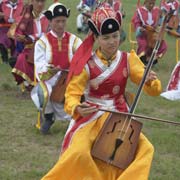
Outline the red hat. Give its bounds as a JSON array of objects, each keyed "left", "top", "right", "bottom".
[
  {"left": 88, "top": 6, "right": 122, "bottom": 35},
  {"left": 67, "top": 7, "right": 121, "bottom": 84}
]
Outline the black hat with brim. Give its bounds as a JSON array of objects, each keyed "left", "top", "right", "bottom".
[{"left": 44, "top": 3, "right": 70, "bottom": 20}]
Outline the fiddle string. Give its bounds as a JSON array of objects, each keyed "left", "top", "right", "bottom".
[
  {"left": 117, "top": 101, "right": 135, "bottom": 140},
  {"left": 118, "top": 115, "right": 129, "bottom": 140},
  {"left": 120, "top": 116, "right": 132, "bottom": 140},
  {"left": 122, "top": 116, "right": 134, "bottom": 140}
]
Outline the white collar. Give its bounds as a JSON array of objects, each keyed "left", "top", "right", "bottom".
[
  {"left": 50, "top": 30, "right": 65, "bottom": 38},
  {"left": 6, "top": 0, "right": 18, "bottom": 8}
]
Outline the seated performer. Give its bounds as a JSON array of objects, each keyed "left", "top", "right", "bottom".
[
  {"left": 76, "top": 3, "right": 91, "bottom": 33},
  {"left": 12, "top": 0, "right": 49, "bottom": 90},
  {"left": 161, "top": 0, "right": 180, "bottom": 34},
  {"left": 132, "top": 0, "right": 167, "bottom": 65},
  {"left": 161, "top": 61, "right": 180, "bottom": 100},
  {"left": 32, "top": 3, "right": 82, "bottom": 134},
  {"left": 76, "top": 0, "right": 97, "bottom": 33},
  {"left": 0, "top": 0, "right": 23, "bottom": 63},
  {"left": 41, "top": 6, "right": 162, "bottom": 180}
]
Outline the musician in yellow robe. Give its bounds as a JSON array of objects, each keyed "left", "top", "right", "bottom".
[{"left": 41, "top": 6, "right": 162, "bottom": 180}]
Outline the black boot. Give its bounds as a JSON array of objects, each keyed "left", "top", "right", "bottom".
[
  {"left": 77, "top": 28, "right": 82, "bottom": 33},
  {"left": 0, "top": 44, "right": 8, "bottom": 63},
  {"left": 40, "top": 113, "right": 54, "bottom": 134},
  {"left": 8, "top": 57, "right": 17, "bottom": 68}
]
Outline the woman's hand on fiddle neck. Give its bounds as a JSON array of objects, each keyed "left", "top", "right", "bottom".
[
  {"left": 145, "top": 70, "right": 157, "bottom": 85},
  {"left": 76, "top": 102, "right": 98, "bottom": 117}
]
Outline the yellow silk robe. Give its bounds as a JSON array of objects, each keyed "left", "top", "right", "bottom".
[{"left": 41, "top": 50, "right": 162, "bottom": 180}]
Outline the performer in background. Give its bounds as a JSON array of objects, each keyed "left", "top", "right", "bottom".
[
  {"left": 161, "top": 61, "right": 180, "bottom": 100},
  {"left": 161, "top": 0, "right": 180, "bottom": 34},
  {"left": 41, "top": 6, "right": 162, "bottom": 180},
  {"left": 12, "top": 0, "right": 48, "bottom": 90},
  {"left": 0, "top": 0, "right": 23, "bottom": 63},
  {"left": 132, "top": 0, "right": 167, "bottom": 65},
  {"left": 102, "top": 0, "right": 125, "bottom": 17},
  {"left": 76, "top": 3, "right": 91, "bottom": 33},
  {"left": 76, "top": 0, "right": 97, "bottom": 33},
  {"left": 76, "top": 0, "right": 97, "bottom": 11},
  {"left": 32, "top": 3, "right": 82, "bottom": 134}
]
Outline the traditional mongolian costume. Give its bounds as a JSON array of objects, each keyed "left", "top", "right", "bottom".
[
  {"left": 161, "top": 0, "right": 180, "bottom": 33},
  {"left": 41, "top": 6, "right": 162, "bottom": 180},
  {"left": 132, "top": 2, "right": 167, "bottom": 64},
  {"left": 12, "top": 4, "right": 49, "bottom": 87},
  {"left": 31, "top": 3, "right": 82, "bottom": 133},
  {"left": 161, "top": 61, "right": 180, "bottom": 100},
  {"left": 0, "top": 0, "right": 23, "bottom": 63}
]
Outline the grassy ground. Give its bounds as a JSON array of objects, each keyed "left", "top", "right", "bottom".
[{"left": 0, "top": 0, "right": 180, "bottom": 179}]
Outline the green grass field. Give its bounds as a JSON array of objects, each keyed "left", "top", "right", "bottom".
[{"left": 0, "top": 0, "right": 180, "bottom": 179}]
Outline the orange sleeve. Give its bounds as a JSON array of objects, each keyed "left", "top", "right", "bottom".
[
  {"left": 128, "top": 50, "right": 162, "bottom": 96},
  {"left": 64, "top": 69, "right": 89, "bottom": 120}
]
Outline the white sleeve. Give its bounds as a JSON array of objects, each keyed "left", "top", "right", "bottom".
[
  {"left": 77, "top": 1, "right": 83, "bottom": 10},
  {"left": 70, "top": 34, "right": 82, "bottom": 54},
  {"left": 68, "top": 34, "right": 82, "bottom": 61},
  {"left": 72, "top": 36, "right": 82, "bottom": 53},
  {"left": 34, "top": 37, "right": 49, "bottom": 81}
]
